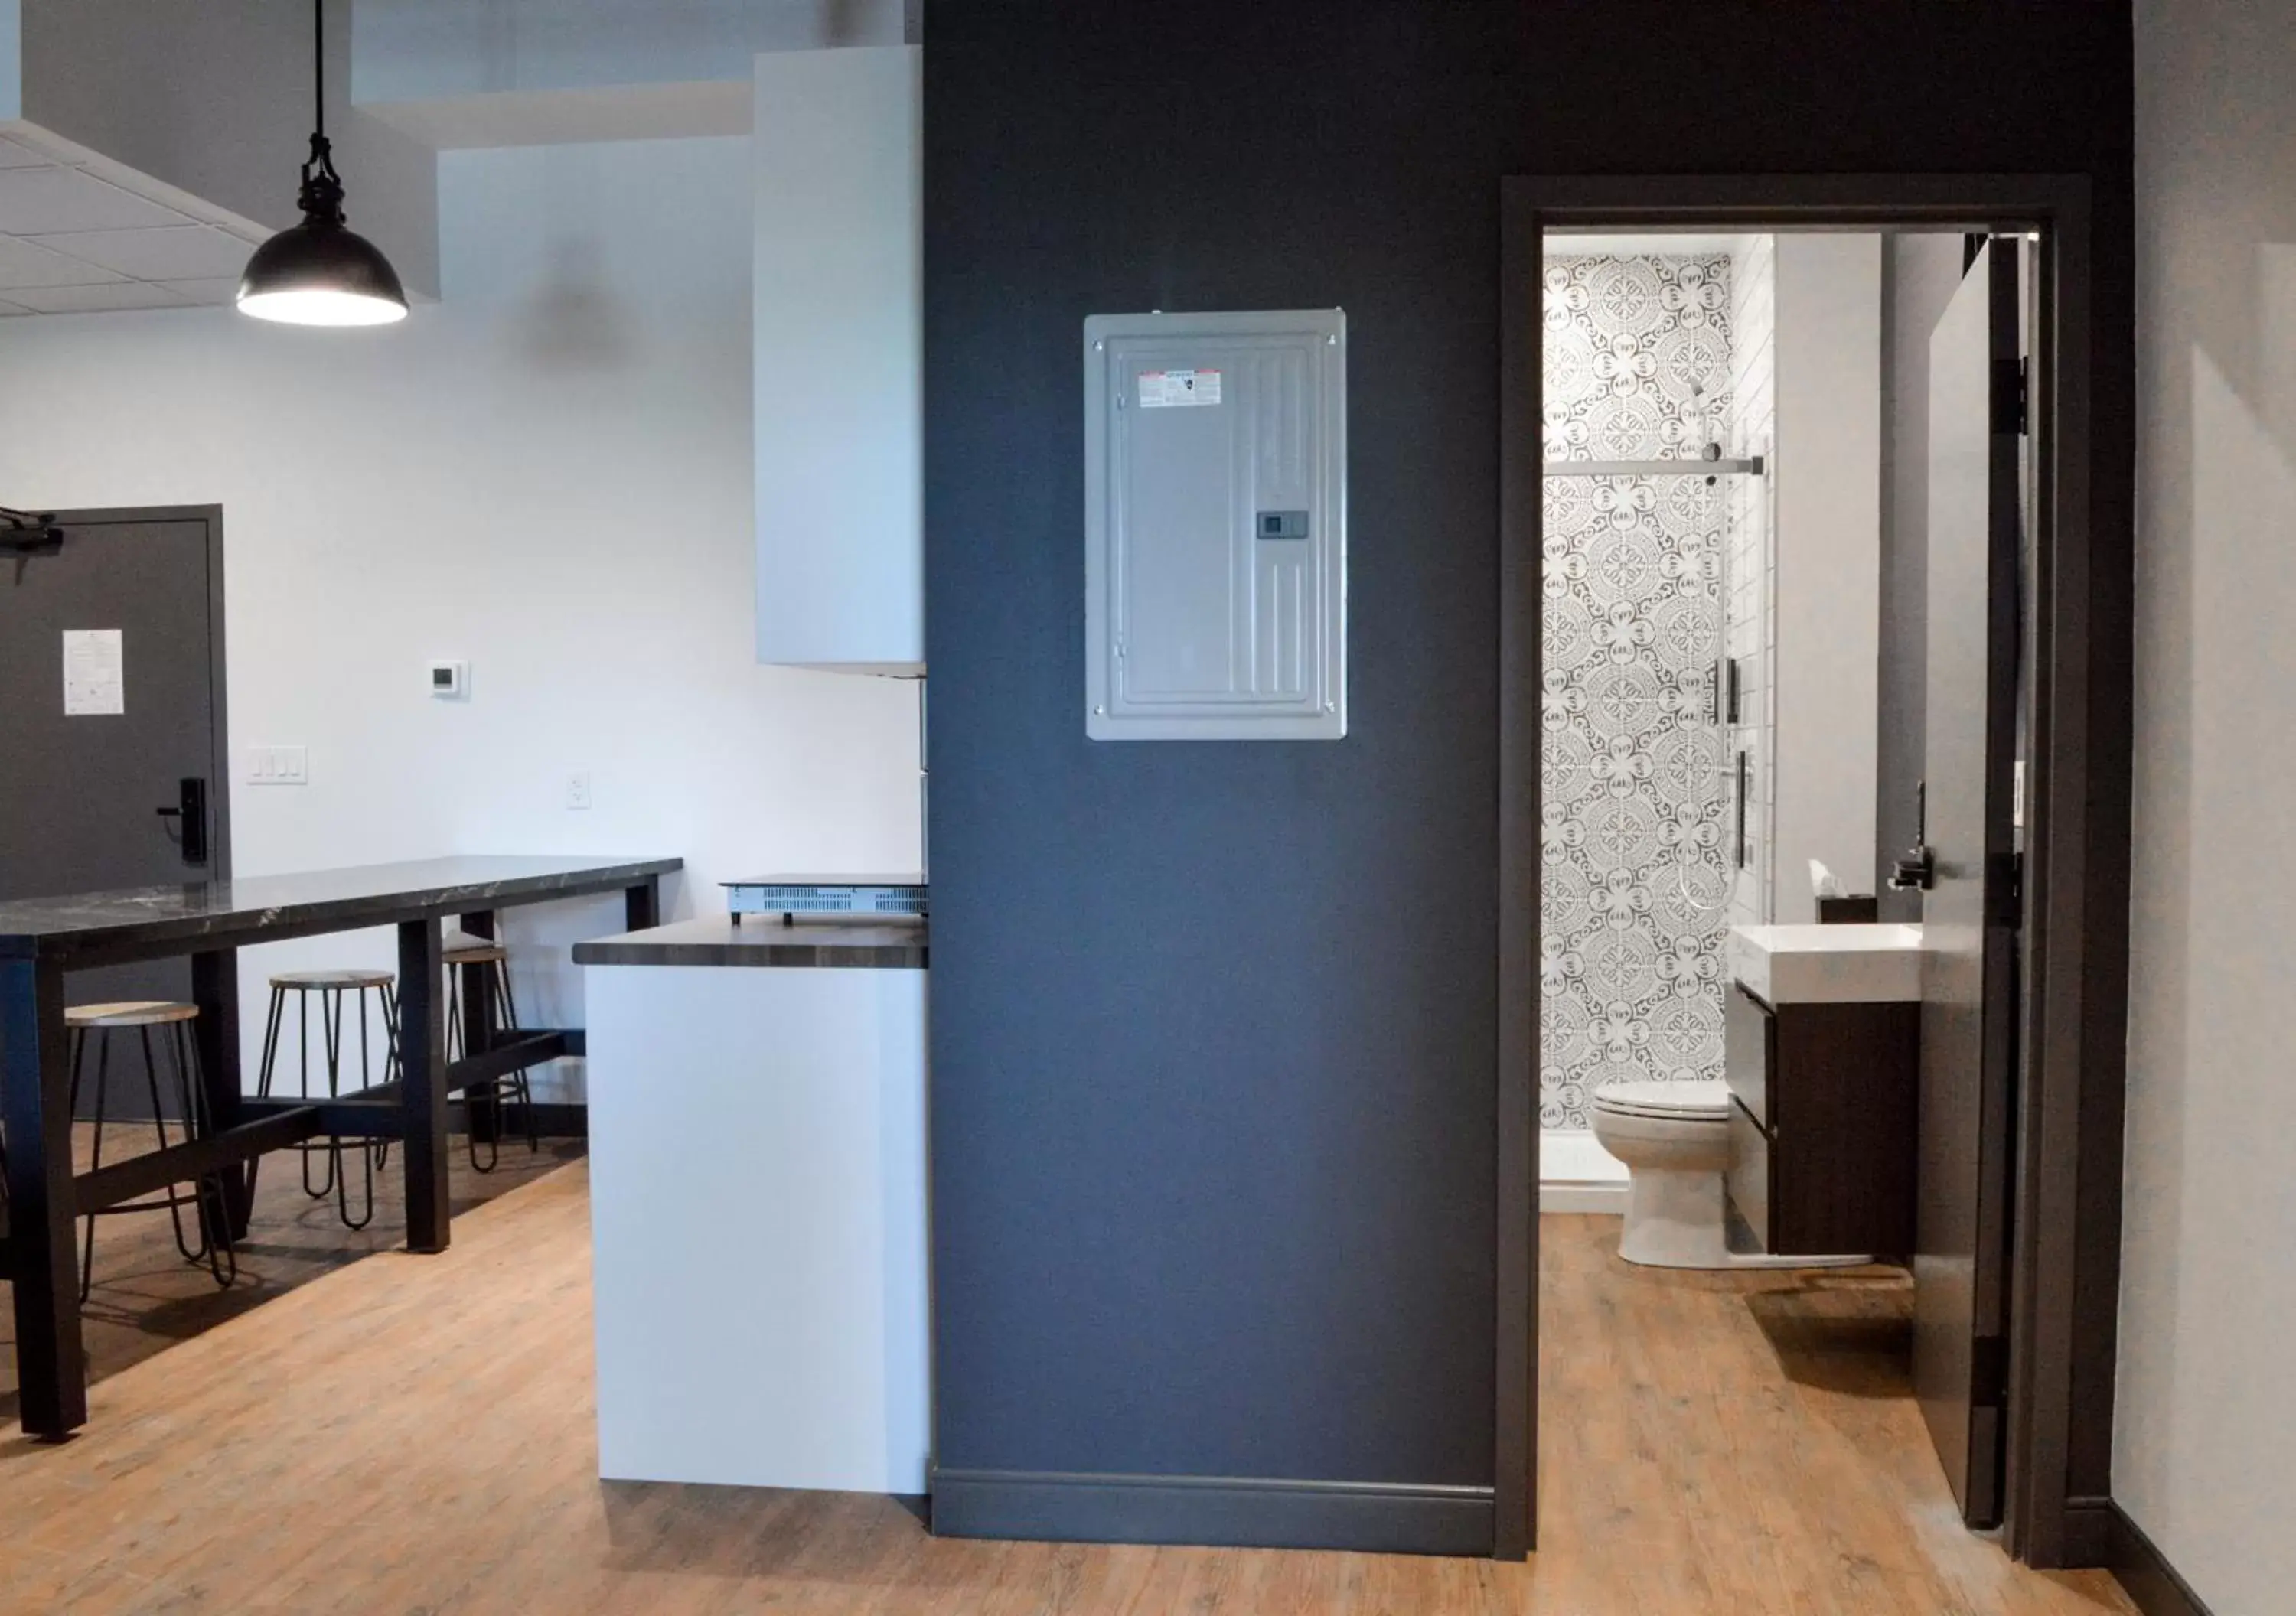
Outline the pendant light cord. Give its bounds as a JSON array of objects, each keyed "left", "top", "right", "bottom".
[
  {"left": 295, "top": 0, "right": 345, "bottom": 225},
  {"left": 313, "top": 0, "right": 325, "bottom": 142}
]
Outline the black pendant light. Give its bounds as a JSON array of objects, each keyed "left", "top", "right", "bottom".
[{"left": 236, "top": 0, "right": 408, "bottom": 327}]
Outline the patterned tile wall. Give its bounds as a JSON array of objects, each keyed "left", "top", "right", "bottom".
[{"left": 1540, "top": 255, "right": 1739, "bottom": 1130}]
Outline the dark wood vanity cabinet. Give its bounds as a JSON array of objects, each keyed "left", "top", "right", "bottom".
[{"left": 1724, "top": 984, "right": 1919, "bottom": 1259}]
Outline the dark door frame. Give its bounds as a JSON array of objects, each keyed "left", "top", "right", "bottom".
[
  {"left": 1495, "top": 177, "right": 2130, "bottom": 1569},
  {"left": 28, "top": 506, "right": 234, "bottom": 885}
]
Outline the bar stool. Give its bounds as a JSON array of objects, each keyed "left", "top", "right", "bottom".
[
  {"left": 66, "top": 1001, "right": 237, "bottom": 1302},
  {"left": 255, "top": 969, "right": 399, "bottom": 1230},
  {"left": 445, "top": 930, "right": 535, "bottom": 1172}
]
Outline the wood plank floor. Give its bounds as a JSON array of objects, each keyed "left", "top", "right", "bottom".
[
  {"left": 0, "top": 1122, "right": 582, "bottom": 1419},
  {"left": 0, "top": 1171, "right": 2137, "bottom": 1614}
]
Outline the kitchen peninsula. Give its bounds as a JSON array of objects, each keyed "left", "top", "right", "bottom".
[{"left": 576, "top": 914, "right": 930, "bottom": 1494}]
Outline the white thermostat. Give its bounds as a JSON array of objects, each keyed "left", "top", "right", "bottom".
[{"left": 427, "top": 660, "right": 468, "bottom": 699}]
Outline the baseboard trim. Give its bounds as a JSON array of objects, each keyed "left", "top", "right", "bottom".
[
  {"left": 2062, "top": 1494, "right": 2116, "bottom": 1566},
  {"left": 2086, "top": 1498, "right": 2214, "bottom": 1616},
  {"left": 1540, "top": 1182, "right": 1628, "bottom": 1214},
  {"left": 929, "top": 1468, "right": 1495, "bottom": 1556}
]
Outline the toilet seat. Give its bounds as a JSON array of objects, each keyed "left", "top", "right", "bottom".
[{"left": 1590, "top": 1079, "right": 1732, "bottom": 1122}]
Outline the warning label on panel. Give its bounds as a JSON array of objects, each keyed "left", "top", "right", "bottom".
[{"left": 1137, "top": 368, "right": 1222, "bottom": 408}]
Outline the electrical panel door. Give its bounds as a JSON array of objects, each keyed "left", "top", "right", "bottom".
[{"left": 1084, "top": 309, "right": 1346, "bottom": 740}]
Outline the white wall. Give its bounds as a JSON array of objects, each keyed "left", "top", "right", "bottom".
[
  {"left": 2120, "top": 4, "right": 2296, "bottom": 1609},
  {"left": 0, "top": 0, "right": 20, "bottom": 122},
  {"left": 348, "top": 0, "right": 908, "bottom": 152},
  {"left": 351, "top": 0, "right": 903, "bottom": 105},
  {"left": 1772, "top": 235, "right": 1882, "bottom": 923},
  {"left": 0, "top": 134, "right": 922, "bottom": 1099}
]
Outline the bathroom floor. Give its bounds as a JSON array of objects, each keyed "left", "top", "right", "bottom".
[{"left": 0, "top": 1176, "right": 2137, "bottom": 1614}]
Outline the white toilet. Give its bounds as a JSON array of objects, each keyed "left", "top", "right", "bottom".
[{"left": 1587, "top": 1080, "right": 1867, "bottom": 1270}]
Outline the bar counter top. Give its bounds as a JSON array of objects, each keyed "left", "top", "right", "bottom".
[
  {"left": 573, "top": 915, "right": 928, "bottom": 969},
  {"left": 0, "top": 855, "right": 683, "bottom": 965}
]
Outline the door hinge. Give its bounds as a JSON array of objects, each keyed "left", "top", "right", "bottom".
[
  {"left": 1992, "top": 356, "right": 2029, "bottom": 437},
  {"left": 2, "top": 508, "right": 64, "bottom": 582}
]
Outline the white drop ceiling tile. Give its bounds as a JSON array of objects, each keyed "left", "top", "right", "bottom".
[
  {"left": 0, "top": 167, "right": 190, "bottom": 234},
  {"left": 76, "top": 155, "right": 272, "bottom": 240},
  {"left": 29, "top": 225, "right": 254, "bottom": 281},
  {"left": 4, "top": 281, "right": 192, "bottom": 314},
  {"left": 155, "top": 279, "right": 245, "bottom": 307},
  {"left": 0, "top": 233, "right": 128, "bottom": 290},
  {"left": 0, "top": 125, "right": 102, "bottom": 166},
  {"left": 0, "top": 298, "right": 31, "bottom": 316}
]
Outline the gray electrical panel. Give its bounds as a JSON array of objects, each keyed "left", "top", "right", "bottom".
[{"left": 1084, "top": 308, "right": 1347, "bottom": 740}]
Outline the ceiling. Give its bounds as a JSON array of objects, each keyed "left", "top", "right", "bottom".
[{"left": 0, "top": 129, "right": 269, "bottom": 316}]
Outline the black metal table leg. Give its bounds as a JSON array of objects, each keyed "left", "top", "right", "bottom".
[
  {"left": 2, "top": 956, "right": 87, "bottom": 1437},
  {"left": 457, "top": 911, "right": 499, "bottom": 1152},
  {"left": 190, "top": 949, "right": 252, "bottom": 1242},
  {"left": 625, "top": 876, "right": 660, "bottom": 932},
  {"left": 396, "top": 919, "right": 449, "bottom": 1253}
]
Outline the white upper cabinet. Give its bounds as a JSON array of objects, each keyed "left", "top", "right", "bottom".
[{"left": 753, "top": 44, "right": 923, "bottom": 673}]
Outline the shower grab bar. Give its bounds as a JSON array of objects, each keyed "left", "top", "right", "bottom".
[{"left": 1542, "top": 457, "right": 1766, "bottom": 477}]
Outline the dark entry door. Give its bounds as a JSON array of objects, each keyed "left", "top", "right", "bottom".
[
  {"left": 1910, "top": 242, "right": 2023, "bottom": 1527},
  {"left": 0, "top": 509, "right": 227, "bottom": 1021}
]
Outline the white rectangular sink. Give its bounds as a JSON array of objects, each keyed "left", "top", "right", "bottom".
[{"left": 1727, "top": 923, "right": 1924, "bottom": 1005}]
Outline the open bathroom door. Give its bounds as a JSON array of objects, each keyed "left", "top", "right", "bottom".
[{"left": 1907, "top": 238, "right": 2024, "bottom": 1527}]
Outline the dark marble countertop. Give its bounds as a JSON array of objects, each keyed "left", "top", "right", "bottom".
[
  {"left": 0, "top": 855, "right": 683, "bottom": 966},
  {"left": 572, "top": 915, "right": 928, "bottom": 969}
]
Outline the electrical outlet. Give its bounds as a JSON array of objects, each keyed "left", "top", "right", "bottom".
[
  {"left": 247, "top": 746, "right": 308, "bottom": 784},
  {"left": 565, "top": 771, "right": 592, "bottom": 811}
]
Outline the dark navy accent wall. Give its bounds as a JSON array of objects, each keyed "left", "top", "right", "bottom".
[{"left": 925, "top": 0, "right": 2131, "bottom": 1504}]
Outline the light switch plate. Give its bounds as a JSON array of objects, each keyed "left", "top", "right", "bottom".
[
  {"left": 247, "top": 745, "right": 308, "bottom": 784},
  {"left": 565, "top": 771, "right": 592, "bottom": 810}
]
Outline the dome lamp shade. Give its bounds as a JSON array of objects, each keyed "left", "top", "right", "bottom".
[{"left": 236, "top": 2, "right": 408, "bottom": 328}]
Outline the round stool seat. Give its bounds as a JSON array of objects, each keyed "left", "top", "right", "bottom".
[
  {"left": 268, "top": 968, "right": 396, "bottom": 991},
  {"left": 66, "top": 1000, "right": 201, "bottom": 1029},
  {"left": 61, "top": 997, "right": 236, "bottom": 1298},
  {"left": 436, "top": 938, "right": 530, "bottom": 1174}
]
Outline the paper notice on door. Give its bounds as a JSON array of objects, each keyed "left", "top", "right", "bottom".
[
  {"left": 1137, "top": 367, "right": 1222, "bottom": 408},
  {"left": 63, "top": 629, "right": 124, "bottom": 716}
]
